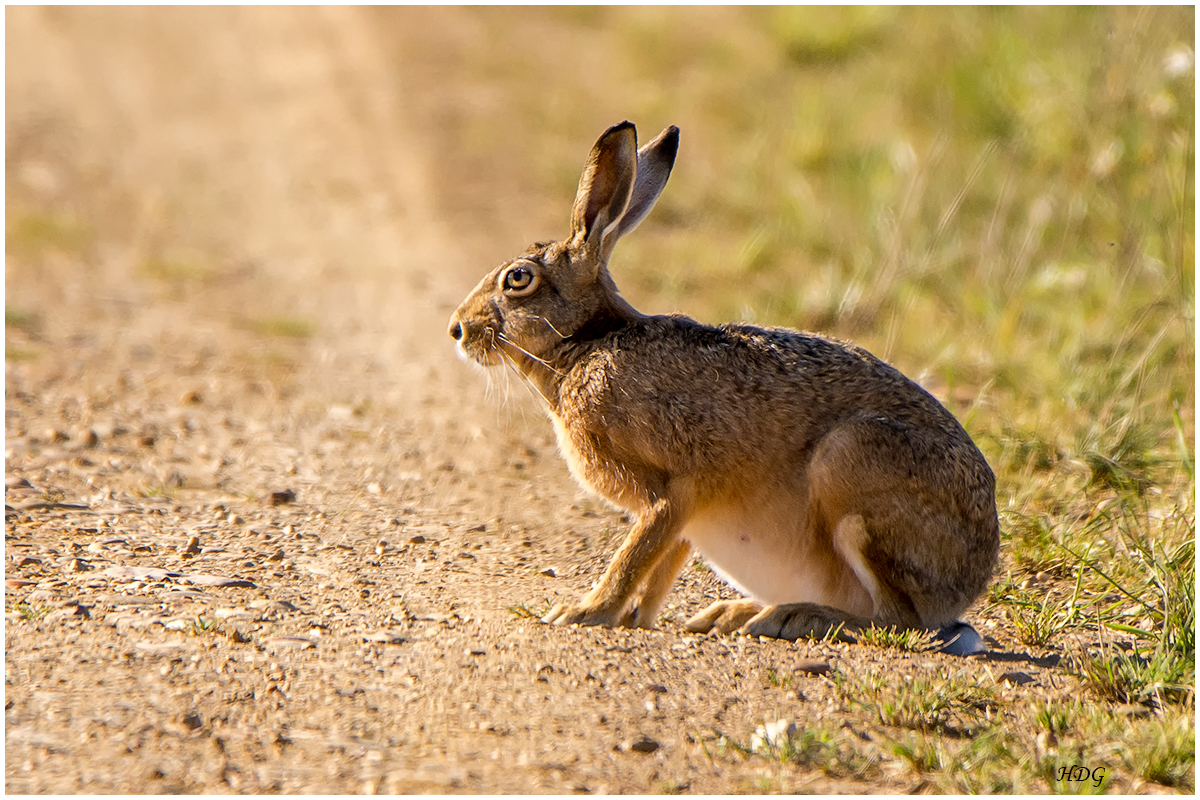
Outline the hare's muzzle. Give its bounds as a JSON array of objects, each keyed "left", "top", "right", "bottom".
[{"left": 448, "top": 310, "right": 497, "bottom": 366}]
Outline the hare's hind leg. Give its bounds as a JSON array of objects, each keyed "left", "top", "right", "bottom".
[
  {"left": 741, "top": 602, "right": 869, "bottom": 642},
  {"left": 684, "top": 599, "right": 763, "bottom": 634}
]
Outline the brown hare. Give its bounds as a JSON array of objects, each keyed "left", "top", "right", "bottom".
[{"left": 449, "top": 121, "right": 999, "bottom": 655}]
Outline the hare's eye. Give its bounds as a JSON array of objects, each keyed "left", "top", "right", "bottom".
[{"left": 502, "top": 264, "right": 538, "bottom": 295}]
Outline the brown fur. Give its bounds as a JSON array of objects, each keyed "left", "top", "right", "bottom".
[{"left": 449, "top": 122, "right": 1000, "bottom": 645}]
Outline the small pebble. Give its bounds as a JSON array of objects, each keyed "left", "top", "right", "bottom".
[
  {"left": 794, "top": 659, "right": 832, "bottom": 676},
  {"left": 261, "top": 635, "right": 317, "bottom": 650},
  {"left": 998, "top": 670, "right": 1036, "bottom": 686},
  {"left": 213, "top": 608, "right": 258, "bottom": 621},
  {"left": 269, "top": 489, "right": 296, "bottom": 506},
  {"left": 629, "top": 737, "right": 659, "bottom": 753}
]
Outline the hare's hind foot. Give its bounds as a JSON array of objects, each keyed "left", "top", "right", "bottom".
[
  {"left": 934, "top": 621, "right": 986, "bottom": 656},
  {"left": 741, "top": 602, "right": 867, "bottom": 643},
  {"left": 686, "top": 600, "right": 987, "bottom": 656},
  {"left": 684, "top": 599, "right": 763, "bottom": 634}
]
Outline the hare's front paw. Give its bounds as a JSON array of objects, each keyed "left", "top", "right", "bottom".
[{"left": 542, "top": 600, "right": 623, "bottom": 628}]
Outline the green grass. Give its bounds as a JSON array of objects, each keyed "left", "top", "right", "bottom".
[
  {"left": 854, "top": 624, "right": 936, "bottom": 652},
  {"left": 506, "top": 603, "right": 540, "bottom": 619},
  {"left": 5, "top": 345, "right": 42, "bottom": 362},
  {"left": 5, "top": 212, "right": 92, "bottom": 259},
  {"left": 720, "top": 695, "right": 1194, "bottom": 792},
  {"left": 406, "top": 5, "right": 1194, "bottom": 790},
  {"left": 8, "top": 601, "right": 50, "bottom": 621},
  {"left": 5, "top": 306, "right": 41, "bottom": 334},
  {"left": 833, "top": 667, "right": 998, "bottom": 734},
  {"left": 249, "top": 316, "right": 315, "bottom": 339},
  {"left": 137, "top": 256, "right": 210, "bottom": 284}
]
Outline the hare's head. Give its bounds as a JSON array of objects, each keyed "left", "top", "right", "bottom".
[{"left": 449, "top": 122, "right": 678, "bottom": 375}]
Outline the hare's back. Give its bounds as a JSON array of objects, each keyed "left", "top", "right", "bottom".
[{"left": 625, "top": 315, "right": 950, "bottom": 425}]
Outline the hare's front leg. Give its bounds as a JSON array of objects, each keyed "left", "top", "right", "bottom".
[
  {"left": 621, "top": 538, "right": 693, "bottom": 628},
  {"left": 543, "top": 498, "right": 682, "bottom": 628}
]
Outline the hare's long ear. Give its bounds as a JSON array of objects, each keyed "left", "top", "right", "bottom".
[
  {"left": 612, "top": 125, "right": 679, "bottom": 241},
  {"left": 569, "top": 121, "right": 638, "bottom": 259}
]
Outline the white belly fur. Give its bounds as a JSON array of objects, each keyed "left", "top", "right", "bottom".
[{"left": 682, "top": 499, "right": 875, "bottom": 616}]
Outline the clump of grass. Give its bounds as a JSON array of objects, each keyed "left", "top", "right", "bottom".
[
  {"left": 250, "top": 316, "right": 315, "bottom": 339},
  {"left": 8, "top": 601, "right": 50, "bottom": 621},
  {"left": 1123, "top": 714, "right": 1195, "bottom": 789},
  {"left": 1034, "top": 701, "right": 1074, "bottom": 739},
  {"left": 137, "top": 256, "right": 209, "bottom": 284},
  {"left": 506, "top": 603, "right": 540, "bottom": 619},
  {"left": 991, "top": 580, "right": 1083, "bottom": 647},
  {"left": 656, "top": 778, "right": 688, "bottom": 794},
  {"left": 854, "top": 624, "right": 936, "bottom": 652},
  {"left": 834, "top": 668, "right": 997, "bottom": 733},
  {"left": 717, "top": 721, "right": 879, "bottom": 780},
  {"left": 5, "top": 212, "right": 92, "bottom": 258},
  {"left": 1060, "top": 488, "right": 1195, "bottom": 708},
  {"left": 727, "top": 690, "right": 1192, "bottom": 791},
  {"left": 764, "top": 668, "right": 792, "bottom": 689},
  {"left": 5, "top": 345, "right": 42, "bottom": 362},
  {"left": 5, "top": 306, "right": 41, "bottom": 334},
  {"left": 190, "top": 616, "right": 219, "bottom": 635}
]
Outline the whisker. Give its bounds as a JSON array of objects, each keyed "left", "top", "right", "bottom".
[
  {"left": 498, "top": 346, "right": 552, "bottom": 406},
  {"left": 496, "top": 333, "right": 564, "bottom": 377},
  {"left": 532, "top": 315, "right": 569, "bottom": 340},
  {"left": 474, "top": 325, "right": 552, "bottom": 411}
]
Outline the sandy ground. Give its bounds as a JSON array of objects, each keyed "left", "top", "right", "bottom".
[{"left": 6, "top": 8, "right": 1065, "bottom": 794}]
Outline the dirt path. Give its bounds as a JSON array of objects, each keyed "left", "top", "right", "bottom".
[{"left": 6, "top": 8, "right": 1052, "bottom": 794}]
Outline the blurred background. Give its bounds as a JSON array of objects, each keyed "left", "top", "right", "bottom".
[{"left": 10, "top": 6, "right": 1192, "bottom": 498}]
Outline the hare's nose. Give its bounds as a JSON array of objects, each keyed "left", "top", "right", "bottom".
[{"left": 448, "top": 309, "right": 465, "bottom": 340}]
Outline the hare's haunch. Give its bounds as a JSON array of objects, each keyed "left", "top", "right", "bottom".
[{"left": 450, "top": 122, "right": 999, "bottom": 656}]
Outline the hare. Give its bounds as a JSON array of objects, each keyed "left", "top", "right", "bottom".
[{"left": 449, "top": 121, "right": 999, "bottom": 655}]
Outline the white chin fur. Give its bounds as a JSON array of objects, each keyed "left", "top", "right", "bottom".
[{"left": 455, "top": 342, "right": 500, "bottom": 368}]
